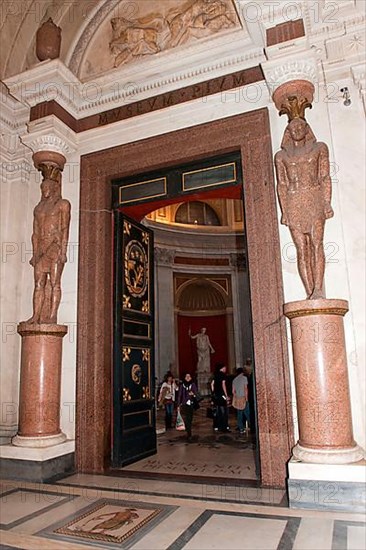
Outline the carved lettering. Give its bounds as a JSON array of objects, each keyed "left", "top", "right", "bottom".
[
  {"left": 219, "top": 76, "right": 227, "bottom": 91},
  {"left": 99, "top": 113, "right": 109, "bottom": 125},
  {"left": 34, "top": 67, "right": 264, "bottom": 131},
  {"left": 163, "top": 94, "right": 173, "bottom": 107},
  {"left": 192, "top": 85, "right": 203, "bottom": 99},
  {"left": 232, "top": 71, "right": 247, "bottom": 88},
  {"left": 148, "top": 97, "right": 157, "bottom": 110}
]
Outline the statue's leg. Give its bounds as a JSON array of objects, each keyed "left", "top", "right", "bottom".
[
  {"left": 48, "top": 262, "right": 64, "bottom": 324},
  {"left": 290, "top": 228, "right": 314, "bottom": 298},
  {"left": 26, "top": 268, "right": 47, "bottom": 323},
  {"left": 309, "top": 220, "right": 326, "bottom": 299}
]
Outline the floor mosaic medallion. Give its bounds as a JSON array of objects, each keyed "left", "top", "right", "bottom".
[{"left": 39, "top": 498, "right": 176, "bottom": 548}]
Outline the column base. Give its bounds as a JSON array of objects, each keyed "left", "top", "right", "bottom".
[
  {"left": 293, "top": 442, "right": 365, "bottom": 464},
  {"left": 288, "top": 457, "right": 366, "bottom": 512},
  {"left": 0, "top": 425, "right": 18, "bottom": 445},
  {"left": 0, "top": 440, "right": 74, "bottom": 482},
  {"left": 12, "top": 432, "right": 67, "bottom": 448}
]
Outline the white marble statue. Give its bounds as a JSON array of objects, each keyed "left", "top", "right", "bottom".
[{"left": 189, "top": 327, "right": 215, "bottom": 373}]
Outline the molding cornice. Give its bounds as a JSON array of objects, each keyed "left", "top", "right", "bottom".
[
  {"left": 154, "top": 247, "right": 176, "bottom": 266},
  {"left": 351, "top": 62, "right": 366, "bottom": 114},
  {"left": 261, "top": 51, "right": 318, "bottom": 95},
  {"left": 21, "top": 116, "right": 77, "bottom": 158},
  {"left": 5, "top": 48, "right": 266, "bottom": 120}
]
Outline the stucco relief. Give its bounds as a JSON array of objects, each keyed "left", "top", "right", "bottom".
[
  {"left": 109, "top": 0, "right": 238, "bottom": 67},
  {"left": 77, "top": 0, "right": 239, "bottom": 78}
]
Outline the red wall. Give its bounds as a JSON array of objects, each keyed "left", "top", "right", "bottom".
[{"left": 177, "top": 315, "right": 228, "bottom": 378}]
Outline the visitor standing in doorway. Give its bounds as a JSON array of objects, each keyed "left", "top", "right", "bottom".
[
  {"left": 177, "top": 373, "right": 198, "bottom": 441},
  {"left": 159, "top": 373, "right": 178, "bottom": 430},
  {"left": 232, "top": 367, "right": 248, "bottom": 434},
  {"left": 244, "top": 358, "right": 254, "bottom": 433},
  {"left": 211, "top": 363, "right": 230, "bottom": 432}
]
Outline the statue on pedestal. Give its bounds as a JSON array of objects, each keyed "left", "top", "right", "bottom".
[
  {"left": 189, "top": 327, "right": 215, "bottom": 373},
  {"left": 275, "top": 97, "right": 334, "bottom": 299},
  {"left": 26, "top": 165, "right": 71, "bottom": 324}
]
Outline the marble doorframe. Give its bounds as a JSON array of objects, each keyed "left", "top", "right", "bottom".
[{"left": 76, "top": 108, "right": 294, "bottom": 487}]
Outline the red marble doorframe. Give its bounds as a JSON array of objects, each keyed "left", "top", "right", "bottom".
[{"left": 77, "top": 108, "right": 294, "bottom": 487}]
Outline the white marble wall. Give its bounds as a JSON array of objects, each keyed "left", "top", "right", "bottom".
[{"left": 0, "top": 151, "right": 33, "bottom": 443}]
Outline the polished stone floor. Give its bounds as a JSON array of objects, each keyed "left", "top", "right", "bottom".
[
  {"left": 1, "top": 474, "right": 365, "bottom": 549},
  {"left": 122, "top": 402, "right": 258, "bottom": 482}
]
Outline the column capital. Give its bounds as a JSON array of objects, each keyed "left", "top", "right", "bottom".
[
  {"left": 261, "top": 51, "right": 318, "bottom": 104},
  {"left": 21, "top": 116, "right": 77, "bottom": 160},
  {"left": 154, "top": 247, "right": 175, "bottom": 266}
]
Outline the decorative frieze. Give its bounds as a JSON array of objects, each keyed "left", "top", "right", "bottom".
[
  {"left": 21, "top": 117, "right": 77, "bottom": 158},
  {"left": 262, "top": 51, "right": 318, "bottom": 96},
  {"left": 154, "top": 247, "right": 175, "bottom": 266}
]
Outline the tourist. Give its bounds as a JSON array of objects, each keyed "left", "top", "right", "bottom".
[
  {"left": 158, "top": 373, "right": 178, "bottom": 430},
  {"left": 232, "top": 367, "right": 248, "bottom": 434},
  {"left": 177, "top": 373, "right": 198, "bottom": 441},
  {"left": 211, "top": 363, "right": 230, "bottom": 432}
]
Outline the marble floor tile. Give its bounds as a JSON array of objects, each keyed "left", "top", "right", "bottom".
[
  {"left": 180, "top": 513, "right": 288, "bottom": 550},
  {"left": 131, "top": 506, "right": 204, "bottom": 549},
  {"left": 292, "top": 517, "right": 334, "bottom": 549},
  {"left": 0, "top": 489, "right": 68, "bottom": 528},
  {"left": 1, "top": 477, "right": 365, "bottom": 550},
  {"left": 0, "top": 530, "right": 97, "bottom": 549},
  {"left": 346, "top": 525, "right": 366, "bottom": 549},
  {"left": 9, "top": 496, "right": 91, "bottom": 535}
]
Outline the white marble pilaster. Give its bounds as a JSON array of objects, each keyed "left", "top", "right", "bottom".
[
  {"left": 154, "top": 247, "right": 176, "bottom": 381},
  {"left": 0, "top": 87, "right": 31, "bottom": 443}
]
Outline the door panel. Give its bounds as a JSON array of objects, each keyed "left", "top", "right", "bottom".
[{"left": 112, "top": 213, "right": 156, "bottom": 467}]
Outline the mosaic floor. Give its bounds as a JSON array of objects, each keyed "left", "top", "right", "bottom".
[
  {"left": 121, "top": 402, "right": 258, "bottom": 482},
  {"left": 0, "top": 475, "right": 365, "bottom": 549}
]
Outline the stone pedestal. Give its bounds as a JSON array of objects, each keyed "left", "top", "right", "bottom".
[
  {"left": 284, "top": 299, "right": 364, "bottom": 464},
  {"left": 13, "top": 322, "right": 67, "bottom": 447},
  {"left": 197, "top": 371, "right": 211, "bottom": 396}
]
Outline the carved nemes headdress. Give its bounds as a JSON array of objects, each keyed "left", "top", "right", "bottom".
[{"left": 279, "top": 95, "right": 312, "bottom": 122}]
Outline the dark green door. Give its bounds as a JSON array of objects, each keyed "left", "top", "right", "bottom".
[{"left": 112, "top": 212, "right": 156, "bottom": 467}]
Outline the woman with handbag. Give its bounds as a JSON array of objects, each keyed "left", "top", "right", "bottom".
[
  {"left": 158, "top": 373, "right": 178, "bottom": 430},
  {"left": 177, "top": 373, "right": 198, "bottom": 441}
]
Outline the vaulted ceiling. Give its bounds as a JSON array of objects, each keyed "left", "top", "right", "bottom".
[{"left": 1, "top": 0, "right": 364, "bottom": 83}]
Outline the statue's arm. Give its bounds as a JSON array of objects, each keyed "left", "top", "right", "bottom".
[
  {"left": 30, "top": 214, "right": 39, "bottom": 266},
  {"left": 60, "top": 200, "right": 71, "bottom": 263},
  {"left": 274, "top": 152, "right": 289, "bottom": 225},
  {"left": 208, "top": 339, "right": 215, "bottom": 353},
  {"left": 319, "top": 143, "right": 334, "bottom": 219}
]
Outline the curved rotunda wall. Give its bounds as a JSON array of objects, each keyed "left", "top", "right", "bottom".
[
  {"left": 177, "top": 279, "right": 227, "bottom": 311},
  {"left": 151, "top": 206, "right": 248, "bottom": 382}
]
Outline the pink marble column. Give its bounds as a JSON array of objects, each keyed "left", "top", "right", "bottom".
[
  {"left": 284, "top": 299, "right": 364, "bottom": 463},
  {"left": 13, "top": 323, "right": 67, "bottom": 447}
]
